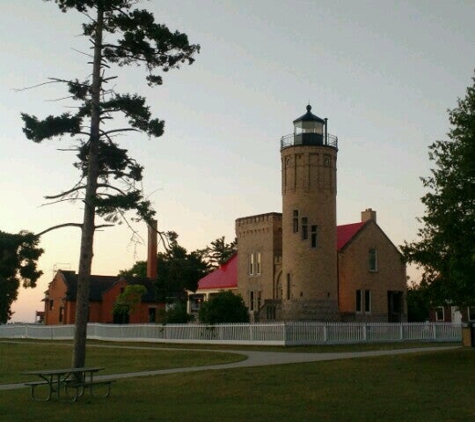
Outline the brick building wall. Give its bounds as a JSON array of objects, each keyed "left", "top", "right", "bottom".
[
  {"left": 338, "top": 220, "right": 407, "bottom": 322},
  {"left": 44, "top": 272, "right": 68, "bottom": 325},
  {"left": 43, "top": 271, "right": 161, "bottom": 325},
  {"left": 235, "top": 213, "right": 282, "bottom": 315}
]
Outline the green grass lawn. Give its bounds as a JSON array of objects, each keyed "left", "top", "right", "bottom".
[
  {"left": 0, "top": 341, "right": 474, "bottom": 422},
  {"left": 0, "top": 340, "right": 245, "bottom": 384}
]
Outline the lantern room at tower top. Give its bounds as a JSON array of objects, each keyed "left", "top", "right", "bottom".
[{"left": 280, "top": 104, "right": 338, "bottom": 150}]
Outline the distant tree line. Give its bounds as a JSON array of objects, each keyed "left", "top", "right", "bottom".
[{"left": 120, "top": 232, "right": 236, "bottom": 299}]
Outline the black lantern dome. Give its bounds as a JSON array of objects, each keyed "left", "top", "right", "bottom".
[
  {"left": 280, "top": 105, "right": 338, "bottom": 150},
  {"left": 293, "top": 104, "right": 327, "bottom": 146}
]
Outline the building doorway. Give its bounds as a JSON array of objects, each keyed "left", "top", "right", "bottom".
[{"left": 387, "top": 291, "right": 404, "bottom": 322}]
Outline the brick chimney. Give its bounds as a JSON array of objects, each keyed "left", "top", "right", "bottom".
[
  {"left": 361, "top": 208, "right": 377, "bottom": 223},
  {"left": 147, "top": 219, "right": 158, "bottom": 279}
]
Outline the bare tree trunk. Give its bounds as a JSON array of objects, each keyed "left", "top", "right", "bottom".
[{"left": 72, "top": 6, "right": 104, "bottom": 369}]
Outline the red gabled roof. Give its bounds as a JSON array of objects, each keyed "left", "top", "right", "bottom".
[
  {"left": 336, "top": 222, "right": 366, "bottom": 250},
  {"left": 198, "top": 254, "right": 238, "bottom": 290},
  {"left": 197, "top": 223, "right": 367, "bottom": 291}
]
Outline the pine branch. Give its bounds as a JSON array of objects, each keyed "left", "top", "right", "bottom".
[
  {"left": 36, "top": 222, "right": 114, "bottom": 237},
  {"left": 36, "top": 223, "right": 83, "bottom": 236},
  {"left": 44, "top": 185, "right": 87, "bottom": 200}
]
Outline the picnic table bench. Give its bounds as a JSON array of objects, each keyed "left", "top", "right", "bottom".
[{"left": 23, "top": 367, "right": 115, "bottom": 402}]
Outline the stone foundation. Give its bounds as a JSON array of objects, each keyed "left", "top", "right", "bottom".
[{"left": 280, "top": 299, "right": 340, "bottom": 321}]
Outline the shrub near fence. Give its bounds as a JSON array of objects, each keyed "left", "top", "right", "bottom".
[{"left": 0, "top": 322, "right": 461, "bottom": 346}]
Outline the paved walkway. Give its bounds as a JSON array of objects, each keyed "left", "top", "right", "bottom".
[{"left": 1, "top": 344, "right": 459, "bottom": 391}]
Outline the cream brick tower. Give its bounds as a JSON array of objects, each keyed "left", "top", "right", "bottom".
[{"left": 280, "top": 105, "right": 340, "bottom": 320}]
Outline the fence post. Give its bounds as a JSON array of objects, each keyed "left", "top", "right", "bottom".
[
  {"left": 323, "top": 324, "right": 328, "bottom": 343},
  {"left": 400, "top": 323, "right": 404, "bottom": 341}
]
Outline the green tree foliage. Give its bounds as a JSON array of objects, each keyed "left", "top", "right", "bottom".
[
  {"left": 163, "top": 301, "right": 194, "bottom": 324},
  {"left": 21, "top": 0, "right": 199, "bottom": 368},
  {"left": 120, "top": 261, "right": 147, "bottom": 278},
  {"left": 113, "top": 284, "right": 147, "bottom": 316},
  {"left": 0, "top": 231, "right": 44, "bottom": 323},
  {"left": 199, "top": 236, "right": 237, "bottom": 268},
  {"left": 198, "top": 291, "right": 249, "bottom": 325},
  {"left": 121, "top": 232, "right": 211, "bottom": 301},
  {"left": 406, "top": 281, "right": 430, "bottom": 322},
  {"left": 402, "top": 72, "right": 475, "bottom": 307}
]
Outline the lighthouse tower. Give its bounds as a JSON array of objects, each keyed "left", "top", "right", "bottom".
[{"left": 280, "top": 105, "right": 340, "bottom": 320}]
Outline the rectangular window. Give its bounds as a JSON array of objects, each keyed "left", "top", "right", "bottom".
[
  {"left": 59, "top": 307, "right": 64, "bottom": 323},
  {"left": 369, "top": 248, "right": 378, "bottom": 272},
  {"left": 293, "top": 210, "right": 299, "bottom": 233},
  {"left": 364, "top": 290, "right": 371, "bottom": 313},
  {"left": 286, "top": 274, "right": 291, "bottom": 300},
  {"left": 256, "top": 253, "right": 261, "bottom": 274},
  {"left": 249, "top": 254, "right": 255, "bottom": 275},
  {"left": 49, "top": 300, "right": 54, "bottom": 311},
  {"left": 356, "top": 290, "right": 363, "bottom": 313},
  {"left": 311, "top": 225, "right": 318, "bottom": 248},
  {"left": 469, "top": 306, "right": 475, "bottom": 321},
  {"left": 302, "top": 217, "right": 308, "bottom": 240},
  {"left": 148, "top": 307, "right": 157, "bottom": 323},
  {"left": 435, "top": 306, "right": 444, "bottom": 321},
  {"left": 266, "top": 306, "right": 276, "bottom": 320},
  {"left": 248, "top": 291, "right": 261, "bottom": 311}
]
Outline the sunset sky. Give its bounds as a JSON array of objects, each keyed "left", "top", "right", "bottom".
[{"left": 1, "top": 0, "right": 474, "bottom": 322}]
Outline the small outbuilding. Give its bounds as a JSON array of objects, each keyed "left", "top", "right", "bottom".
[{"left": 43, "top": 270, "right": 163, "bottom": 325}]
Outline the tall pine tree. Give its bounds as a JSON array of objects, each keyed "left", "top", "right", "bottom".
[{"left": 21, "top": 0, "right": 199, "bottom": 367}]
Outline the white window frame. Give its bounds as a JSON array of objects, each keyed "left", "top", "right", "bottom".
[
  {"left": 249, "top": 254, "right": 255, "bottom": 275},
  {"left": 256, "top": 253, "right": 261, "bottom": 275},
  {"left": 369, "top": 248, "right": 378, "bottom": 272}
]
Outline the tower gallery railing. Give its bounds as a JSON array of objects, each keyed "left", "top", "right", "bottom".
[
  {"left": 0, "top": 322, "right": 461, "bottom": 346},
  {"left": 280, "top": 133, "right": 338, "bottom": 150}
]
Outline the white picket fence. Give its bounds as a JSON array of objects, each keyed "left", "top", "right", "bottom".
[{"left": 0, "top": 322, "right": 462, "bottom": 346}]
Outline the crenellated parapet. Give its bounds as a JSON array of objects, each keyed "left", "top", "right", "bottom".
[{"left": 235, "top": 212, "right": 282, "bottom": 238}]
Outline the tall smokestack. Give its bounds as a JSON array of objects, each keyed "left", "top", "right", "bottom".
[{"left": 147, "top": 219, "right": 158, "bottom": 279}]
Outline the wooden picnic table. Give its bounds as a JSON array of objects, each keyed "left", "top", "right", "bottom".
[{"left": 23, "top": 367, "right": 114, "bottom": 402}]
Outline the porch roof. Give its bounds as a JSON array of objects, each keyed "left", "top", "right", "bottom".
[{"left": 197, "top": 254, "right": 238, "bottom": 290}]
